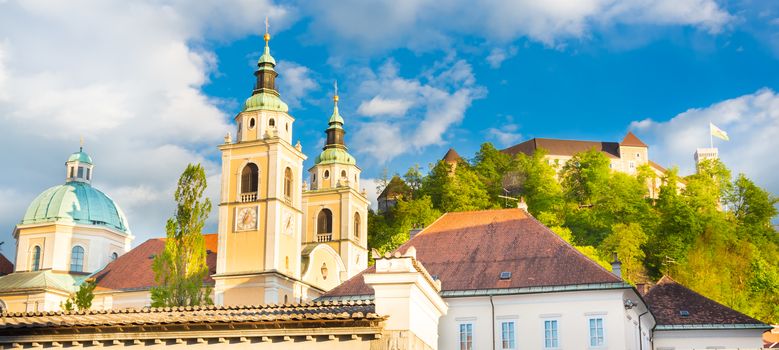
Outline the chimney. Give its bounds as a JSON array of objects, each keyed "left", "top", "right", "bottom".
[
  {"left": 611, "top": 252, "right": 622, "bottom": 279},
  {"left": 365, "top": 247, "right": 447, "bottom": 350},
  {"left": 517, "top": 197, "right": 529, "bottom": 211}
]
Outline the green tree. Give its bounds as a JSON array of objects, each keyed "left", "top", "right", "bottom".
[
  {"left": 512, "top": 149, "right": 564, "bottom": 219},
  {"left": 367, "top": 196, "right": 441, "bottom": 261},
  {"left": 473, "top": 143, "right": 512, "bottom": 204},
  {"left": 599, "top": 223, "right": 648, "bottom": 284},
  {"left": 403, "top": 164, "right": 424, "bottom": 196},
  {"left": 727, "top": 174, "right": 779, "bottom": 229},
  {"left": 560, "top": 149, "right": 610, "bottom": 205},
  {"left": 151, "top": 164, "right": 213, "bottom": 307},
  {"left": 62, "top": 279, "right": 96, "bottom": 312}
]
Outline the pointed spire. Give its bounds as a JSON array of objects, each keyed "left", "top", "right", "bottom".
[
  {"left": 258, "top": 16, "right": 276, "bottom": 66},
  {"left": 329, "top": 81, "right": 344, "bottom": 125}
]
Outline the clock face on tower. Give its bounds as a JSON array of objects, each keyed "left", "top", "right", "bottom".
[
  {"left": 283, "top": 211, "right": 295, "bottom": 235},
  {"left": 236, "top": 206, "right": 258, "bottom": 231}
]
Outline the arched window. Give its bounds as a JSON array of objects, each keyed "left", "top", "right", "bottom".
[
  {"left": 341, "top": 170, "right": 347, "bottom": 178},
  {"left": 70, "top": 246, "right": 85, "bottom": 272},
  {"left": 354, "top": 212, "right": 361, "bottom": 238},
  {"left": 111, "top": 252, "right": 119, "bottom": 261},
  {"left": 241, "top": 163, "right": 259, "bottom": 194},
  {"left": 249, "top": 118, "right": 256, "bottom": 129},
  {"left": 284, "top": 167, "right": 292, "bottom": 200},
  {"left": 323, "top": 170, "right": 330, "bottom": 179},
  {"left": 31, "top": 246, "right": 41, "bottom": 271},
  {"left": 269, "top": 118, "right": 276, "bottom": 127},
  {"left": 317, "top": 209, "right": 333, "bottom": 234}
]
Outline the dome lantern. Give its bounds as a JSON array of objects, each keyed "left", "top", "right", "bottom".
[{"left": 66, "top": 143, "right": 94, "bottom": 184}]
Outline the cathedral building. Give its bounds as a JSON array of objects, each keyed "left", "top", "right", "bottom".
[
  {"left": 208, "top": 30, "right": 368, "bottom": 306},
  {"left": 0, "top": 30, "right": 769, "bottom": 350},
  {"left": 0, "top": 148, "right": 133, "bottom": 312}
]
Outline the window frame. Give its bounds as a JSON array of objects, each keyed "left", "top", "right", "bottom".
[
  {"left": 31, "top": 245, "right": 42, "bottom": 271},
  {"left": 354, "top": 212, "right": 361, "bottom": 239},
  {"left": 588, "top": 316, "right": 606, "bottom": 348},
  {"left": 500, "top": 320, "right": 516, "bottom": 350},
  {"left": 240, "top": 163, "right": 260, "bottom": 194},
  {"left": 70, "top": 245, "right": 85, "bottom": 272},
  {"left": 458, "top": 322, "right": 474, "bottom": 350},
  {"left": 284, "top": 167, "right": 293, "bottom": 200},
  {"left": 543, "top": 318, "right": 560, "bottom": 349}
]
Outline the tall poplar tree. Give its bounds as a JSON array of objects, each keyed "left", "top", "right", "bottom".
[{"left": 151, "top": 164, "right": 213, "bottom": 307}]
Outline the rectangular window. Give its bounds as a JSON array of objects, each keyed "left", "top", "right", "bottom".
[
  {"left": 459, "top": 323, "right": 473, "bottom": 350},
  {"left": 501, "top": 321, "right": 515, "bottom": 349},
  {"left": 77, "top": 166, "right": 84, "bottom": 178},
  {"left": 589, "top": 317, "right": 605, "bottom": 347},
  {"left": 86, "top": 168, "right": 91, "bottom": 180},
  {"left": 544, "top": 320, "right": 559, "bottom": 349},
  {"left": 629, "top": 161, "right": 636, "bottom": 169}
]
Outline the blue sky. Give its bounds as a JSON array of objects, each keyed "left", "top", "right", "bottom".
[{"left": 1, "top": 0, "right": 778, "bottom": 258}]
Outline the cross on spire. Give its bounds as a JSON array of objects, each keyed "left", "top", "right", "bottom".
[
  {"left": 263, "top": 16, "right": 271, "bottom": 43},
  {"left": 333, "top": 80, "right": 339, "bottom": 103}
]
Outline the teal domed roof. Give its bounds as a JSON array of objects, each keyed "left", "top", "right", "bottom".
[
  {"left": 244, "top": 92, "right": 289, "bottom": 113},
  {"left": 315, "top": 148, "right": 356, "bottom": 165},
  {"left": 67, "top": 151, "right": 93, "bottom": 164},
  {"left": 21, "top": 182, "right": 130, "bottom": 233}
]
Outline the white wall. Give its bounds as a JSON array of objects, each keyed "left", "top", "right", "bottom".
[
  {"left": 653, "top": 329, "right": 766, "bottom": 350},
  {"left": 439, "top": 288, "right": 654, "bottom": 350}
]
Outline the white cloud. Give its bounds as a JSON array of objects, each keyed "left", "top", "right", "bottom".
[
  {"left": 276, "top": 60, "right": 318, "bottom": 108},
  {"left": 359, "top": 178, "right": 381, "bottom": 211},
  {"left": 487, "top": 123, "right": 523, "bottom": 147},
  {"left": 357, "top": 96, "right": 414, "bottom": 117},
  {"left": 631, "top": 88, "right": 779, "bottom": 196},
  {"left": 486, "top": 47, "right": 518, "bottom": 69},
  {"left": 302, "top": 0, "right": 733, "bottom": 54},
  {"left": 350, "top": 58, "right": 485, "bottom": 163},
  {"left": 0, "top": 0, "right": 290, "bottom": 258}
]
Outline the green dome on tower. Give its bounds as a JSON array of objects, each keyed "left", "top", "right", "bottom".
[
  {"left": 21, "top": 182, "right": 130, "bottom": 233},
  {"left": 67, "top": 151, "right": 92, "bottom": 164},
  {"left": 314, "top": 148, "right": 356, "bottom": 165}
]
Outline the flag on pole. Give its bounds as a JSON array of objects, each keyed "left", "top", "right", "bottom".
[{"left": 710, "top": 123, "right": 729, "bottom": 141}]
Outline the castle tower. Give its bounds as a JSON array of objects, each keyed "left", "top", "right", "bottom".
[
  {"left": 213, "top": 28, "right": 310, "bottom": 306},
  {"left": 302, "top": 85, "right": 369, "bottom": 285}
]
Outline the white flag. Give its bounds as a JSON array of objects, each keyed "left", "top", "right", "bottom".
[{"left": 710, "top": 123, "right": 729, "bottom": 141}]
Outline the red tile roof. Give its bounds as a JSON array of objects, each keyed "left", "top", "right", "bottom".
[
  {"left": 644, "top": 276, "right": 766, "bottom": 326},
  {"left": 620, "top": 132, "right": 648, "bottom": 147},
  {"left": 93, "top": 234, "right": 217, "bottom": 291},
  {"left": 501, "top": 138, "right": 621, "bottom": 159},
  {"left": 0, "top": 253, "right": 13, "bottom": 276},
  {"left": 325, "top": 209, "right": 621, "bottom": 297}
]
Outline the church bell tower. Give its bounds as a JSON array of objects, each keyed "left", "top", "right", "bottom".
[{"left": 213, "top": 26, "right": 309, "bottom": 306}]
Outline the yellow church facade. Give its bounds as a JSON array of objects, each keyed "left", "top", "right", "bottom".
[{"left": 213, "top": 31, "right": 368, "bottom": 306}]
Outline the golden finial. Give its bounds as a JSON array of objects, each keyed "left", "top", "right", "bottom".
[
  {"left": 263, "top": 16, "right": 271, "bottom": 42},
  {"left": 79, "top": 136, "right": 84, "bottom": 152},
  {"left": 333, "top": 81, "right": 339, "bottom": 103}
]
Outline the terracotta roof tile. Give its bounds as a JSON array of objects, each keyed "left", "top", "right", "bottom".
[
  {"left": 644, "top": 276, "right": 766, "bottom": 326},
  {"left": 93, "top": 234, "right": 217, "bottom": 291},
  {"left": 0, "top": 300, "right": 380, "bottom": 331},
  {"left": 501, "top": 138, "right": 621, "bottom": 159},
  {"left": 0, "top": 253, "right": 13, "bottom": 276},
  {"left": 325, "top": 209, "right": 620, "bottom": 297}
]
